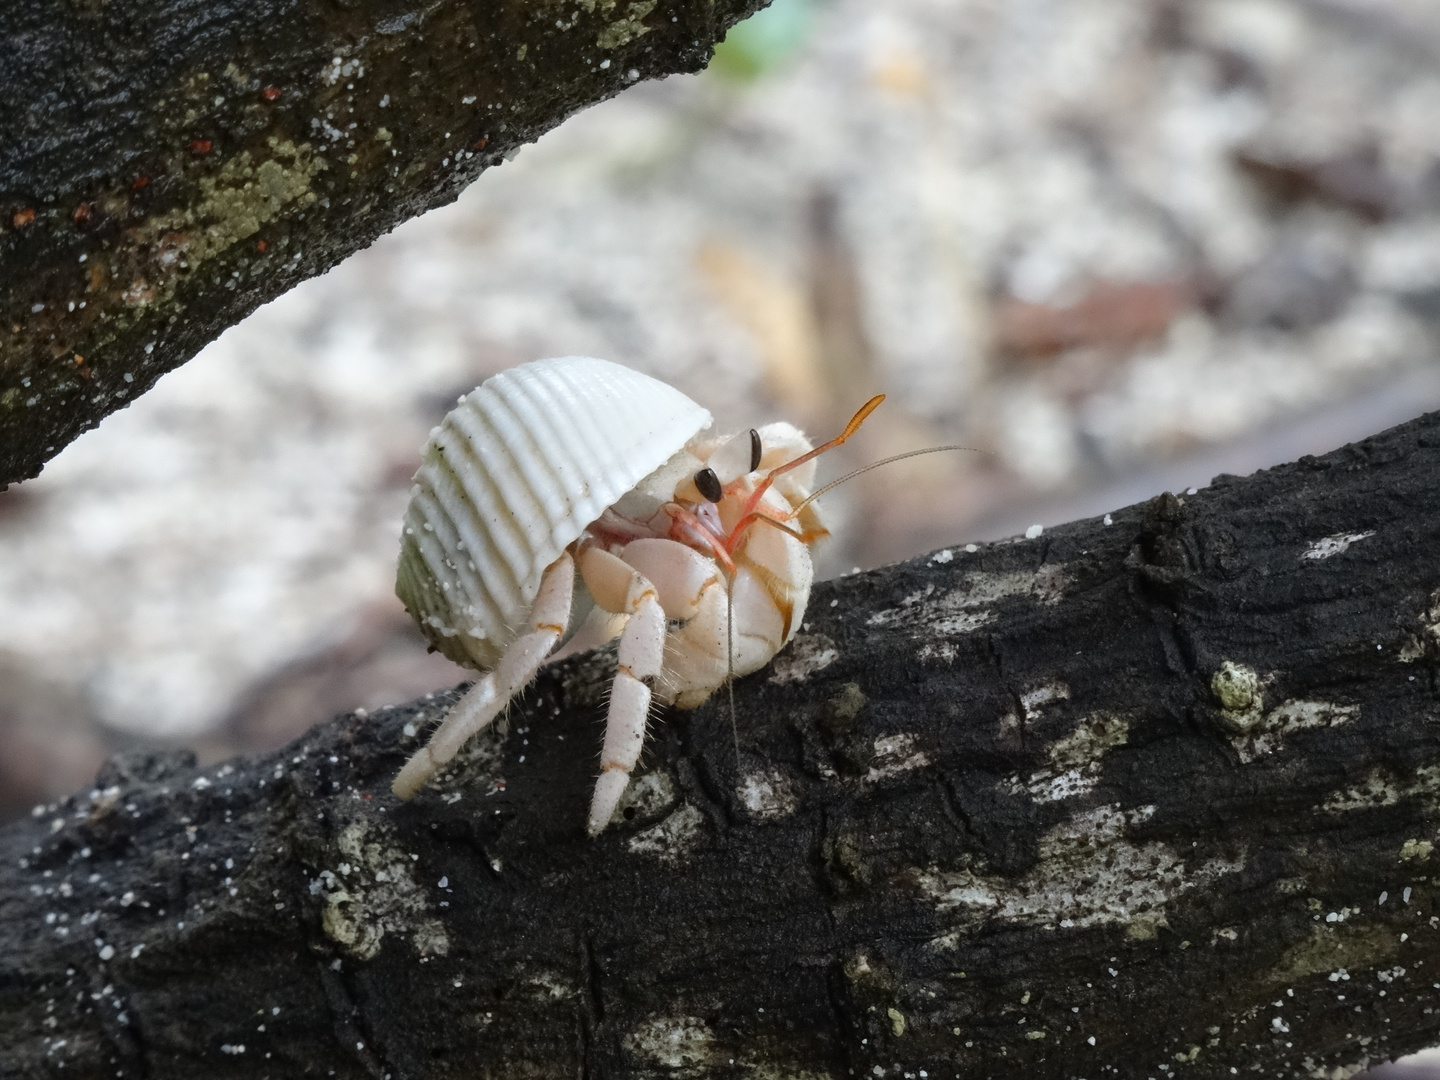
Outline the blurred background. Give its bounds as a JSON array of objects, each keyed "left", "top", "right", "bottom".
[{"left": 4, "top": 0, "right": 1440, "bottom": 843}]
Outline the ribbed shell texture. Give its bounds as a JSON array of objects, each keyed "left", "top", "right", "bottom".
[{"left": 396, "top": 356, "right": 713, "bottom": 670}]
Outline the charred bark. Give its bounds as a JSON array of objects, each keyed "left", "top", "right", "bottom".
[
  {"left": 5, "top": 411, "right": 1440, "bottom": 1078},
  {"left": 0, "top": 0, "right": 766, "bottom": 488}
]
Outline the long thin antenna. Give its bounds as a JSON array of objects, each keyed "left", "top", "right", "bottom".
[
  {"left": 726, "top": 573, "right": 739, "bottom": 770},
  {"left": 791, "top": 444, "right": 990, "bottom": 513}
]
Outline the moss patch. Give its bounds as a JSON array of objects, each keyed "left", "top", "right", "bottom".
[
  {"left": 597, "top": 0, "right": 657, "bottom": 49},
  {"left": 150, "top": 138, "right": 325, "bottom": 268}
]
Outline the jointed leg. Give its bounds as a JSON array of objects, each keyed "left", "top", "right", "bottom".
[
  {"left": 544, "top": 603, "right": 626, "bottom": 667},
  {"left": 392, "top": 552, "right": 575, "bottom": 799},
  {"left": 578, "top": 547, "right": 668, "bottom": 835}
]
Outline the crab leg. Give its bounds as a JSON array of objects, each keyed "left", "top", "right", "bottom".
[
  {"left": 544, "top": 604, "right": 625, "bottom": 666},
  {"left": 578, "top": 546, "right": 669, "bottom": 835},
  {"left": 392, "top": 552, "right": 575, "bottom": 800}
]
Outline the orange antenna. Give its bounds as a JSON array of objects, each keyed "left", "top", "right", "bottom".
[
  {"left": 767, "top": 394, "right": 884, "bottom": 484},
  {"left": 733, "top": 394, "right": 885, "bottom": 535},
  {"left": 726, "top": 397, "right": 991, "bottom": 554}
]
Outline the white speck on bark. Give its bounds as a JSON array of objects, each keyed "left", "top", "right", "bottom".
[
  {"left": 1301, "top": 532, "right": 1374, "bottom": 561},
  {"left": 623, "top": 1015, "right": 714, "bottom": 1068},
  {"left": 1320, "top": 766, "right": 1440, "bottom": 814},
  {"left": 1023, "top": 713, "right": 1129, "bottom": 802},
  {"left": 523, "top": 972, "right": 576, "bottom": 1001},
  {"left": 627, "top": 803, "right": 705, "bottom": 862},
  {"left": 615, "top": 769, "right": 679, "bottom": 823},
  {"left": 768, "top": 633, "right": 838, "bottom": 685},
  {"left": 867, "top": 734, "right": 931, "bottom": 782},
  {"left": 918, "top": 641, "right": 959, "bottom": 663},
  {"left": 1021, "top": 682, "right": 1070, "bottom": 719},
  {"left": 318, "top": 822, "right": 449, "bottom": 959},
  {"left": 1046, "top": 713, "right": 1128, "bottom": 771},
  {"left": 920, "top": 805, "right": 1244, "bottom": 943},
  {"left": 1232, "top": 700, "right": 1359, "bottom": 764},
  {"left": 737, "top": 769, "right": 799, "bottom": 820},
  {"left": 1028, "top": 768, "right": 1097, "bottom": 802},
  {"left": 867, "top": 566, "right": 1068, "bottom": 632}
]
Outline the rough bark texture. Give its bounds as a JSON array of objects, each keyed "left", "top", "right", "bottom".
[
  {"left": 0, "top": 0, "right": 764, "bottom": 488},
  {"left": 5, "top": 411, "right": 1440, "bottom": 1079}
]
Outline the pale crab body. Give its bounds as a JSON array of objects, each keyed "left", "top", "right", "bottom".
[{"left": 392, "top": 356, "right": 825, "bottom": 835}]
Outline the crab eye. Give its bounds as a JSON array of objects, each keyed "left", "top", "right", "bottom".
[
  {"left": 694, "top": 467, "right": 723, "bottom": 503},
  {"left": 749, "top": 428, "right": 762, "bottom": 472}
]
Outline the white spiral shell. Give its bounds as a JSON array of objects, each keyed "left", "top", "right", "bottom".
[{"left": 396, "top": 356, "right": 713, "bottom": 670}]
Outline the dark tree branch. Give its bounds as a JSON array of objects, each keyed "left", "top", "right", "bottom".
[
  {"left": 0, "top": 0, "right": 766, "bottom": 487},
  {"left": 5, "top": 412, "right": 1440, "bottom": 1078}
]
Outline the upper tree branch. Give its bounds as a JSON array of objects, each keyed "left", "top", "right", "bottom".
[
  {"left": 5, "top": 412, "right": 1440, "bottom": 1077},
  {"left": 0, "top": 0, "right": 766, "bottom": 486}
]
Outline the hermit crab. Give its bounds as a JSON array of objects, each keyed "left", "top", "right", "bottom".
[{"left": 392, "top": 355, "right": 879, "bottom": 835}]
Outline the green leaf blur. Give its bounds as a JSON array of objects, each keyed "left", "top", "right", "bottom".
[{"left": 710, "top": 0, "right": 814, "bottom": 82}]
